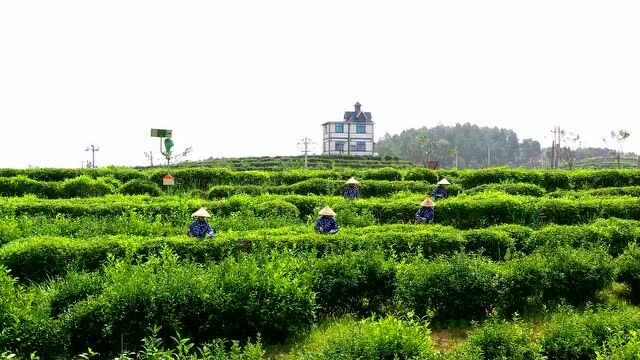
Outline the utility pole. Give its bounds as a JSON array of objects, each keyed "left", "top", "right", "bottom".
[
  {"left": 298, "top": 137, "right": 313, "bottom": 168},
  {"left": 487, "top": 143, "right": 491, "bottom": 167},
  {"left": 85, "top": 145, "right": 99, "bottom": 168}
]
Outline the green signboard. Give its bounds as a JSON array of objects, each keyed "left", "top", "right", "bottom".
[{"left": 150, "top": 129, "right": 172, "bottom": 138}]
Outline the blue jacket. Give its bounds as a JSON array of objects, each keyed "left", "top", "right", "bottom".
[
  {"left": 316, "top": 216, "right": 339, "bottom": 234},
  {"left": 432, "top": 185, "right": 448, "bottom": 200},
  {"left": 188, "top": 220, "right": 215, "bottom": 238}
]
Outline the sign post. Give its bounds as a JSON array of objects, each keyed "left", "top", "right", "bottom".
[
  {"left": 150, "top": 129, "right": 173, "bottom": 165},
  {"left": 162, "top": 174, "right": 175, "bottom": 194}
]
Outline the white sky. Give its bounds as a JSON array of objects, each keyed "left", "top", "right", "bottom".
[{"left": 1, "top": 0, "right": 639, "bottom": 168}]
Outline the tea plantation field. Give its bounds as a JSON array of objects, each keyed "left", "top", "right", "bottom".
[{"left": 2, "top": 166, "right": 640, "bottom": 359}]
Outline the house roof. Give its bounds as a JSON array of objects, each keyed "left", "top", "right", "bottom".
[{"left": 343, "top": 111, "right": 372, "bottom": 122}]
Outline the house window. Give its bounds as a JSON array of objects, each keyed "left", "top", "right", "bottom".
[
  {"left": 356, "top": 142, "right": 366, "bottom": 151},
  {"left": 335, "top": 142, "right": 345, "bottom": 152},
  {"left": 356, "top": 124, "right": 366, "bottom": 133},
  {"left": 335, "top": 123, "right": 344, "bottom": 133}
]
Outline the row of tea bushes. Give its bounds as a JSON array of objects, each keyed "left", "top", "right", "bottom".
[
  {"left": 3, "top": 218, "right": 639, "bottom": 281},
  {"left": 1, "top": 193, "right": 639, "bottom": 228},
  {"left": 0, "top": 176, "right": 162, "bottom": 198},
  {"left": 3, "top": 167, "right": 640, "bottom": 198},
  {"left": 0, "top": 251, "right": 314, "bottom": 358},
  {"left": 0, "top": 248, "right": 620, "bottom": 358},
  {"left": 208, "top": 179, "right": 463, "bottom": 198}
]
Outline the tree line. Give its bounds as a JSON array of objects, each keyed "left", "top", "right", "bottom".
[{"left": 375, "top": 123, "right": 635, "bottom": 169}]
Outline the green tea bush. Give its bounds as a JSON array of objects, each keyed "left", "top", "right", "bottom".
[
  {"left": 396, "top": 254, "right": 505, "bottom": 321},
  {"left": 504, "top": 247, "right": 615, "bottom": 313},
  {"left": 64, "top": 251, "right": 315, "bottom": 355},
  {"left": 541, "top": 307, "right": 640, "bottom": 360},
  {"left": 120, "top": 179, "right": 162, "bottom": 196},
  {"left": 270, "top": 169, "right": 341, "bottom": 185},
  {"left": 287, "top": 316, "right": 438, "bottom": 360},
  {"left": 404, "top": 167, "right": 438, "bottom": 182},
  {"left": 289, "top": 178, "right": 338, "bottom": 195},
  {"left": 0, "top": 236, "right": 128, "bottom": 281},
  {"left": 234, "top": 170, "right": 270, "bottom": 185},
  {"left": 49, "top": 272, "right": 104, "bottom": 317},
  {"left": 462, "top": 319, "right": 543, "bottom": 360},
  {"left": 463, "top": 229, "right": 515, "bottom": 261},
  {"left": 310, "top": 251, "right": 395, "bottom": 316},
  {"left": 597, "top": 330, "right": 640, "bottom": 360},
  {"left": 362, "top": 167, "right": 402, "bottom": 181},
  {"left": 466, "top": 182, "right": 546, "bottom": 197},
  {"left": 60, "top": 176, "right": 116, "bottom": 198},
  {"left": 254, "top": 199, "right": 300, "bottom": 218},
  {"left": 541, "top": 171, "right": 572, "bottom": 191},
  {"left": 616, "top": 243, "right": 640, "bottom": 303},
  {"left": 0, "top": 176, "right": 60, "bottom": 198},
  {"left": 148, "top": 168, "right": 236, "bottom": 190}
]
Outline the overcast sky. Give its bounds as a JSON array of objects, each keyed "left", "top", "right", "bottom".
[{"left": 1, "top": 0, "right": 639, "bottom": 168}]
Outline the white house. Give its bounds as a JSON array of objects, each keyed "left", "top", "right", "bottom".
[{"left": 322, "top": 102, "right": 375, "bottom": 155}]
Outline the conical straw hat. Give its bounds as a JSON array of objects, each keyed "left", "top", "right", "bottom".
[
  {"left": 318, "top": 206, "right": 336, "bottom": 216},
  {"left": 346, "top": 177, "right": 360, "bottom": 185},
  {"left": 437, "top": 178, "right": 450, "bottom": 185},
  {"left": 420, "top": 198, "right": 436, "bottom": 207},
  {"left": 192, "top": 207, "right": 211, "bottom": 218}
]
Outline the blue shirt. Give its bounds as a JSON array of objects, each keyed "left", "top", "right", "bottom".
[
  {"left": 344, "top": 186, "right": 360, "bottom": 200},
  {"left": 432, "top": 185, "right": 448, "bottom": 200},
  {"left": 188, "top": 220, "right": 215, "bottom": 238},
  {"left": 316, "top": 216, "right": 339, "bottom": 234},
  {"left": 415, "top": 206, "right": 434, "bottom": 222}
]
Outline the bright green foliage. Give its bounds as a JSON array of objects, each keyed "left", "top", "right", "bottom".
[
  {"left": 541, "top": 308, "right": 640, "bottom": 360},
  {"left": 466, "top": 182, "right": 546, "bottom": 197},
  {"left": 60, "top": 176, "right": 116, "bottom": 198},
  {"left": 120, "top": 179, "right": 162, "bottom": 196},
  {"left": 309, "top": 251, "right": 396, "bottom": 316},
  {"left": 396, "top": 254, "right": 506, "bottom": 322},
  {"left": 63, "top": 251, "right": 315, "bottom": 356},
  {"left": 462, "top": 319, "right": 543, "bottom": 360},
  {"left": 287, "top": 316, "right": 438, "bottom": 360}
]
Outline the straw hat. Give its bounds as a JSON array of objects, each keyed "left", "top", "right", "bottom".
[
  {"left": 437, "top": 178, "right": 450, "bottom": 185},
  {"left": 192, "top": 207, "right": 211, "bottom": 218},
  {"left": 420, "top": 198, "right": 436, "bottom": 207},
  {"left": 346, "top": 177, "right": 360, "bottom": 185},
  {"left": 318, "top": 206, "right": 336, "bottom": 216}
]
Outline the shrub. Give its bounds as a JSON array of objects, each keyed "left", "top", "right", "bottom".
[
  {"left": 63, "top": 252, "right": 315, "bottom": 355},
  {"left": 50, "top": 272, "right": 105, "bottom": 317},
  {"left": 504, "top": 248, "right": 615, "bottom": 313},
  {"left": 120, "top": 179, "right": 162, "bottom": 196},
  {"left": 60, "top": 176, "right": 115, "bottom": 198},
  {"left": 616, "top": 243, "right": 640, "bottom": 303},
  {"left": 310, "top": 252, "right": 395, "bottom": 316},
  {"left": 396, "top": 254, "right": 505, "bottom": 322},
  {"left": 466, "top": 182, "right": 546, "bottom": 197},
  {"left": 463, "top": 320, "right": 543, "bottom": 360},
  {"left": 254, "top": 200, "right": 300, "bottom": 218},
  {"left": 541, "top": 308, "right": 640, "bottom": 360},
  {"left": 404, "top": 168, "right": 438, "bottom": 182},
  {"left": 287, "top": 316, "right": 438, "bottom": 360},
  {"left": 289, "top": 178, "right": 339, "bottom": 196},
  {"left": 464, "top": 229, "right": 515, "bottom": 261},
  {"left": 234, "top": 171, "right": 270, "bottom": 185},
  {"left": 362, "top": 167, "right": 402, "bottom": 181}
]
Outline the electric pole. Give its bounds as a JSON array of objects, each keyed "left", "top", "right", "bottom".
[
  {"left": 297, "top": 137, "right": 313, "bottom": 168},
  {"left": 487, "top": 143, "right": 491, "bottom": 167},
  {"left": 85, "top": 145, "right": 99, "bottom": 168}
]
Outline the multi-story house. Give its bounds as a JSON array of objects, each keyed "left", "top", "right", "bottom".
[{"left": 322, "top": 102, "right": 375, "bottom": 155}]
